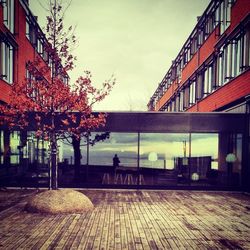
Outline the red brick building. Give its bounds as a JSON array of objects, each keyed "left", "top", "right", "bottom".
[
  {"left": 0, "top": 0, "right": 68, "bottom": 105},
  {"left": 148, "top": 0, "right": 250, "bottom": 113}
]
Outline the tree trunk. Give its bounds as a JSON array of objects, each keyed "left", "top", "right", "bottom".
[
  {"left": 72, "top": 135, "right": 81, "bottom": 179},
  {"left": 50, "top": 132, "right": 58, "bottom": 190}
]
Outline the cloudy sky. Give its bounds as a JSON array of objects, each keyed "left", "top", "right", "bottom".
[{"left": 30, "top": 0, "right": 210, "bottom": 111}]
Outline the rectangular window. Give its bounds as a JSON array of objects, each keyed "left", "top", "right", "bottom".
[
  {"left": 1, "top": 41, "right": 14, "bottom": 84},
  {"left": 175, "top": 94, "right": 180, "bottom": 112},
  {"left": 196, "top": 73, "right": 203, "bottom": 99},
  {"left": 3, "top": 0, "right": 14, "bottom": 33},
  {"left": 205, "top": 16, "right": 214, "bottom": 40},
  {"left": 198, "top": 28, "right": 204, "bottom": 46},
  {"left": 242, "top": 32, "right": 249, "bottom": 69},
  {"left": 184, "top": 87, "right": 189, "bottom": 109},
  {"left": 171, "top": 99, "right": 176, "bottom": 112},
  {"left": 179, "top": 91, "right": 184, "bottom": 112},
  {"left": 176, "top": 63, "right": 181, "bottom": 79},
  {"left": 225, "top": 43, "right": 232, "bottom": 81},
  {"left": 26, "top": 19, "right": 30, "bottom": 39},
  {"left": 37, "top": 38, "right": 43, "bottom": 55},
  {"left": 189, "top": 80, "right": 196, "bottom": 106},
  {"left": 219, "top": 0, "right": 231, "bottom": 35},
  {"left": 217, "top": 51, "right": 224, "bottom": 86},
  {"left": 26, "top": 18, "right": 37, "bottom": 46},
  {"left": 203, "top": 65, "right": 212, "bottom": 96}
]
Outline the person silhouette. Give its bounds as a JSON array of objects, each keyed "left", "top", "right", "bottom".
[{"left": 113, "top": 154, "right": 120, "bottom": 168}]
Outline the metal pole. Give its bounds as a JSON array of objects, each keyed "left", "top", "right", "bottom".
[{"left": 137, "top": 132, "right": 140, "bottom": 186}]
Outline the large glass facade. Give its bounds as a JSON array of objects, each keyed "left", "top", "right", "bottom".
[{"left": 0, "top": 113, "right": 245, "bottom": 190}]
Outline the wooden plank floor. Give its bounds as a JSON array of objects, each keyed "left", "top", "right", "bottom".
[{"left": 0, "top": 189, "right": 250, "bottom": 249}]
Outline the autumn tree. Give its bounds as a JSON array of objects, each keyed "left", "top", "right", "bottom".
[{"left": 0, "top": 0, "right": 115, "bottom": 189}]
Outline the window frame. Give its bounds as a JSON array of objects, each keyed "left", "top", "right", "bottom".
[
  {"left": 3, "top": 0, "right": 15, "bottom": 34},
  {"left": 0, "top": 40, "right": 14, "bottom": 84}
]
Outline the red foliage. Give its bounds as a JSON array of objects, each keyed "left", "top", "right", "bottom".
[{"left": 0, "top": 1, "right": 115, "bottom": 141}]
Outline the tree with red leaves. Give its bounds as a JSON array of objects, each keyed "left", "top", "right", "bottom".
[{"left": 0, "top": 0, "right": 115, "bottom": 189}]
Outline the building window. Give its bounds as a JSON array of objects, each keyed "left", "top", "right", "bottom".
[
  {"left": 176, "top": 62, "right": 181, "bottom": 81},
  {"left": 26, "top": 18, "right": 37, "bottom": 46},
  {"left": 205, "top": 14, "right": 215, "bottom": 37},
  {"left": 176, "top": 94, "right": 180, "bottom": 112},
  {"left": 3, "top": 0, "right": 14, "bottom": 33},
  {"left": 184, "top": 86, "right": 189, "bottom": 109},
  {"left": 203, "top": 65, "right": 213, "bottom": 97},
  {"left": 189, "top": 80, "right": 196, "bottom": 106},
  {"left": 1, "top": 41, "right": 14, "bottom": 84},
  {"left": 218, "top": 0, "right": 231, "bottom": 35},
  {"left": 196, "top": 73, "right": 203, "bottom": 100},
  {"left": 198, "top": 27, "right": 205, "bottom": 46},
  {"left": 217, "top": 31, "right": 248, "bottom": 86},
  {"left": 242, "top": 30, "right": 250, "bottom": 69},
  {"left": 37, "top": 38, "right": 44, "bottom": 55},
  {"left": 179, "top": 91, "right": 184, "bottom": 111},
  {"left": 190, "top": 34, "right": 198, "bottom": 55}
]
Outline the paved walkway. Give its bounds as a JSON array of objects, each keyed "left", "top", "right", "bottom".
[{"left": 0, "top": 189, "right": 249, "bottom": 249}]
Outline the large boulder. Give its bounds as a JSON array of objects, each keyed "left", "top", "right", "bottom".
[{"left": 25, "top": 189, "right": 94, "bottom": 214}]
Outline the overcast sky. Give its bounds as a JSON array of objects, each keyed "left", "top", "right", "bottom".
[{"left": 30, "top": 0, "right": 210, "bottom": 111}]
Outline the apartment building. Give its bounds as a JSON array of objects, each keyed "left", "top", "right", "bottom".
[
  {"left": 148, "top": 0, "right": 250, "bottom": 113},
  {"left": 0, "top": 0, "right": 68, "bottom": 105}
]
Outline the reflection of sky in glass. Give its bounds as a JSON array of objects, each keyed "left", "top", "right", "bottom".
[
  {"left": 140, "top": 133, "right": 189, "bottom": 169},
  {"left": 59, "top": 132, "right": 220, "bottom": 169},
  {"left": 89, "top": 133, "right": 138, "bottom": 166},
  {"left": 191, "top": 134, "right": 218, "bottom": 159}
]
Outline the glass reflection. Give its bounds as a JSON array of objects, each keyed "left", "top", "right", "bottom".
[
  {"left": 89, "top": 133, "right": 137, "bottom": 167},
  {"left": 190, "top": 133, "right": 218, "bottom": 185},
  {"left": 140, "top": 133, "right": 190, "bottom": 169},
  {"left": 10, "top": 131, "right": 20, "bottom": 164},
  {"left": 140, "top": 133, "right": 190, "bottom": 186},
  {"left": 59, "top": 138, "right": 87, "bottom": 165}
]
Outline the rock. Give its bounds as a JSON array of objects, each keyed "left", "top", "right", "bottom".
[{"left": 25, "top": 189, "right": 94, "bottom": 214}]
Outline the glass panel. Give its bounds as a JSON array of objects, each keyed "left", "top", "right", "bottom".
[
  {"left": 140, "top": 133, "right": 190, "bottom": 186},
  {"left": 190, "top": 133, "right": 242, "bottom": 188},
  {"left": 3, "top": 0, "right": 14, "bottom": 33},
  {"left": 190, "top": 133, "right": 218, "bottom": 186},
  {"left": 10, "top": 131, "right": 20, "bottom": 165},
  {"left": 58, "top": 136, "right": 87, "bottom": 179},
  {"left": 89, "top": 133, "right": 138, "bottom": 186},
  {"left": 9, "top": 47, "right": 13, "bottom": 84},
  {"left": 1, "top": 42, "right": 14, "bottom": 84}
]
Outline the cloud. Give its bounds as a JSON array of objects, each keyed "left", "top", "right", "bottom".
[{"left": 30, "top": 0, "right": 210, "bottom": 111}]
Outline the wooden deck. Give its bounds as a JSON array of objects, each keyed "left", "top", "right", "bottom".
[{"left": 0, "top": 189, "right": 249, "bottom": 249}]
